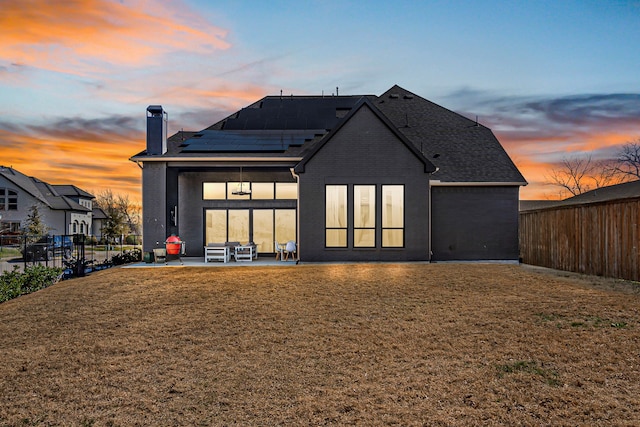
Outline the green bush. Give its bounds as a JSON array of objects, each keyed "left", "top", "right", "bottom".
[
  {"left": 0, "top": 265, "right": 63, "bottom": 303},
  {"left": 125, "top": 235, "right": 140, "bottom": 245},
  {"left": 111, "top": 248, "right": 142, "bottom": 265}
]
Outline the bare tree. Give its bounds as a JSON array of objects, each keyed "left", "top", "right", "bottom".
[
  {"left": 116, "top": 193, "right": 141, "bottom": 236},
  {"left": 591, "top": 158, "right": 625, "bottom": 189},
  {"left": 615, "top": 139, "right": 640, "bottom": 180},
  {"left": 547, "top": 156, "right": 594, "bottom": 197},
  {"left": 547, "top": 155, "right": 626, "bottom": 198},
  {"left": 94, "top": 190, "right": 141, "bottom": 243}
]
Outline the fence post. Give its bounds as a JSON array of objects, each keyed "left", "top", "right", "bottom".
[{"left": 73, "top": 234, "right": 86, "bottom": 277}]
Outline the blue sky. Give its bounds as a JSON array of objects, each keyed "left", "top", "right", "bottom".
[{"left": 1, "top": 0, "right": 639, "bottom": 199}]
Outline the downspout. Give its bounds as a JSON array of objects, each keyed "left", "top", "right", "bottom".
[
  {"left": 428, "top": 167, "right": 439, "bottom": 262},
  {"left": 289, "top": 168, "right": 300, "bottom": 261}
]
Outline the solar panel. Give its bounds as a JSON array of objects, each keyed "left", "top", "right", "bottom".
[{"left": 181, "top": 130, "right": 324, "bottom": 153}]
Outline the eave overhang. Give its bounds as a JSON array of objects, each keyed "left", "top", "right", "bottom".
[
  {"left": 130, "top": 155, "right": 303, "bottom": 163},
  {"left": 430, "top": 180, "right": 528, "bottom": 187}
]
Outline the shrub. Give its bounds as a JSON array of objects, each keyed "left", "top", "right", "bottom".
[
  {"left": 125, "top": 235, "right": 140, "bottom": 245},
  {"left": 111, "top": 248, "right": 142, "bottom": 265},
  {"left": 0, "top": 265, "right": 63, "bottom": 303}
]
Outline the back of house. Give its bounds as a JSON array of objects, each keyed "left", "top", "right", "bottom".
[{"left": 131, "top": 85, "right": 526, "bottom": 262}]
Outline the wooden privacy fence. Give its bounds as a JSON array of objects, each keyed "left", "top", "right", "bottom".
[{"left": 519, "top": 197, "right": 640, "bottom": 282}]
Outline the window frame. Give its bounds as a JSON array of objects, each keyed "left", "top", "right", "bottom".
[
  {"left": 381, "top": 185, "right": 405, "bottom": 248},
  {"left": 353, "top": 185, "right": 376, "bottom": 248},
  {"left": 325, "top": 185, "right": 348, "bottom": 248},
  {"left": 0, "top": 188, "right": 18, "bottom": 211}
]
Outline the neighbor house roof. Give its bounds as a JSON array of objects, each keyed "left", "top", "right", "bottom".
[
  {"left": 0, "top": 165, "right": 50, "bottom": 205},
  {"left": 52, "top": 184, "right": 94, "bottom": 199},
  {"left": 131, "top": 85, "right": 526, "bottom": 184},
  {"left": 92, "top": 207, "right": 108, "bottom": 220},
  {"left": 520, "top": 179, "right": 640, "bottom": 211},
  {"left": 0, "top": 166, "right": 91, "bottom": 212},
  {"left": 561, "top": 179, "right": 640, "bottom": 204}
]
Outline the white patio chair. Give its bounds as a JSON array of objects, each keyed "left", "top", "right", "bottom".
[
  {"left": 284, "top": 240, "right": 297, "bottom": 261},
  {"left": 275, "top": 241, "right": 284, "bottom": 260}
]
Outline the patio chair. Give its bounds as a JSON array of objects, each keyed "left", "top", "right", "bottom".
[
  {"left": 284, "top": 240, "right": 297, "bottom": 261},
  {"left": 274, "top": 241, "right": 284, "bottom": 260}
]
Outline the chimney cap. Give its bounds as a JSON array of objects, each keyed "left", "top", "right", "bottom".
[{"left": 147, "top": 105, "right": 164, "bottom": 114}]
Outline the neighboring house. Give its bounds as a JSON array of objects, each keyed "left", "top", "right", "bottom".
[
  {"left": 131, "top": 85, "right": 527, "bottom": 262},
  {"left": 0, "top": 166, "right": 94, "bottom": 236},
  {"left": 520, "top": 179, "right": 640, "bottom": 212},
  {"left": 91, "top": 207, "right": 108, "bottom": 241}
]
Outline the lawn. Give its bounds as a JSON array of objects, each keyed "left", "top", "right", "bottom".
[{"left": 1, "top": 263, "right": 639, "bottom": 426}]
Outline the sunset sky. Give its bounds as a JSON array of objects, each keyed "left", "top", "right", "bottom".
[{"left": 1, "top": 0, "right": 639, "bottom": 202}]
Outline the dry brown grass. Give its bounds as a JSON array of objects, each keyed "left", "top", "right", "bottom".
[{"left": 1, "top": 263, "right": 640, "bottom": 426}]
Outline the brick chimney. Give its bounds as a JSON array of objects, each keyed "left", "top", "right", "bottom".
[{"left": 146, "top": 105, "right": 167, "bottom": 155}]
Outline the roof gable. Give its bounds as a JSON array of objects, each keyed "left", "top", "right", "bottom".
[
  {"left": 294, "top": 97, "right": 437, "bottom": 174},
  {"left": 0, "top": 166, "right": 92, "bottom": 211},
  {"left": 0, "top": 166, "right": 50, "bottom": 206}
]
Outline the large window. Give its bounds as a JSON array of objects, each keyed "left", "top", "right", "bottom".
[
  {"left": 203, "top": 182, "right": 226, "bottom": 200},
  {"left": 325, "top": 185, "right": 347, "bottom": 247},
  {"left": 205, "top": 210, "right": 227, "bottom": 243},
  {"left": 276, "top": 183, "right": 297, "bottom": 199},
  {"left": 0, "top": 188, "right": 17, "bottom": 211},
  {"left": 203, "top": 182, "right": 297, "bottom": 200},
  {"left": 227, "top": 210, "right": 250, "bottom": 242},
  {"left": 252, "top": 183, "right": 274, "bottom": 200},
  {"left": 275, "top": 210, "right": 296, "bottom": 244},
  {"left": 382, "top": 185, "right": 404, "bottom": 247},
  {"left": 354, "top": 185, "right": 375, "bottom": 247},
  {"left": 227, "top": 182, "right": 251, "bottom": 200}
]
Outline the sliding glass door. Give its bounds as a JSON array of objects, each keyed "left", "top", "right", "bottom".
[
  {"left": 253, "top": 210, "right": 274, "bottom": 253},
  {"left": 228, "top": 210, "right": 249, "bottom": 243},
  {"left": 205, "top": 209, "right": 296, "bottom": 253}
]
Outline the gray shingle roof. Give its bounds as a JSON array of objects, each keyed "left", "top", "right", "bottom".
[
  {"left": 0, "top": 166, "right": 49, "bottom": 205},
  {"left": 520, "top": 179, "right": 640, "bottom": 211},
  {"left": 375, "top": 85, "right": 526, "bottom": 183},
  {"left": 53, "top": 184, "right": 94, "bottom": 199},
  {"left": 0, "top": 166, "right": 90, "bottom": 212},
  {"left": 133, "top": 85, "right": 526, "bottom": 184}
]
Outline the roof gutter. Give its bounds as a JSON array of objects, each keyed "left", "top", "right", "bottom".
[
  {"left": 129, "top": 156, "right": 303, "bottom": 162},
  {"left": 430, "top": 180, "right": 528, "bottom": 186}
]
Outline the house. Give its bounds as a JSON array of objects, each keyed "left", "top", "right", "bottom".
[
  {"left": 520, "top": 179, "right": 640, "bottom": 212},
  {"left": 131, "top": 85, "right": 527, "bottom": 262},
  {"left": 0, "top": 165, "right": 94, "bottom": 236},
  {"left": 91, "top": 206, "right": 108, "bottom": 241}
]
